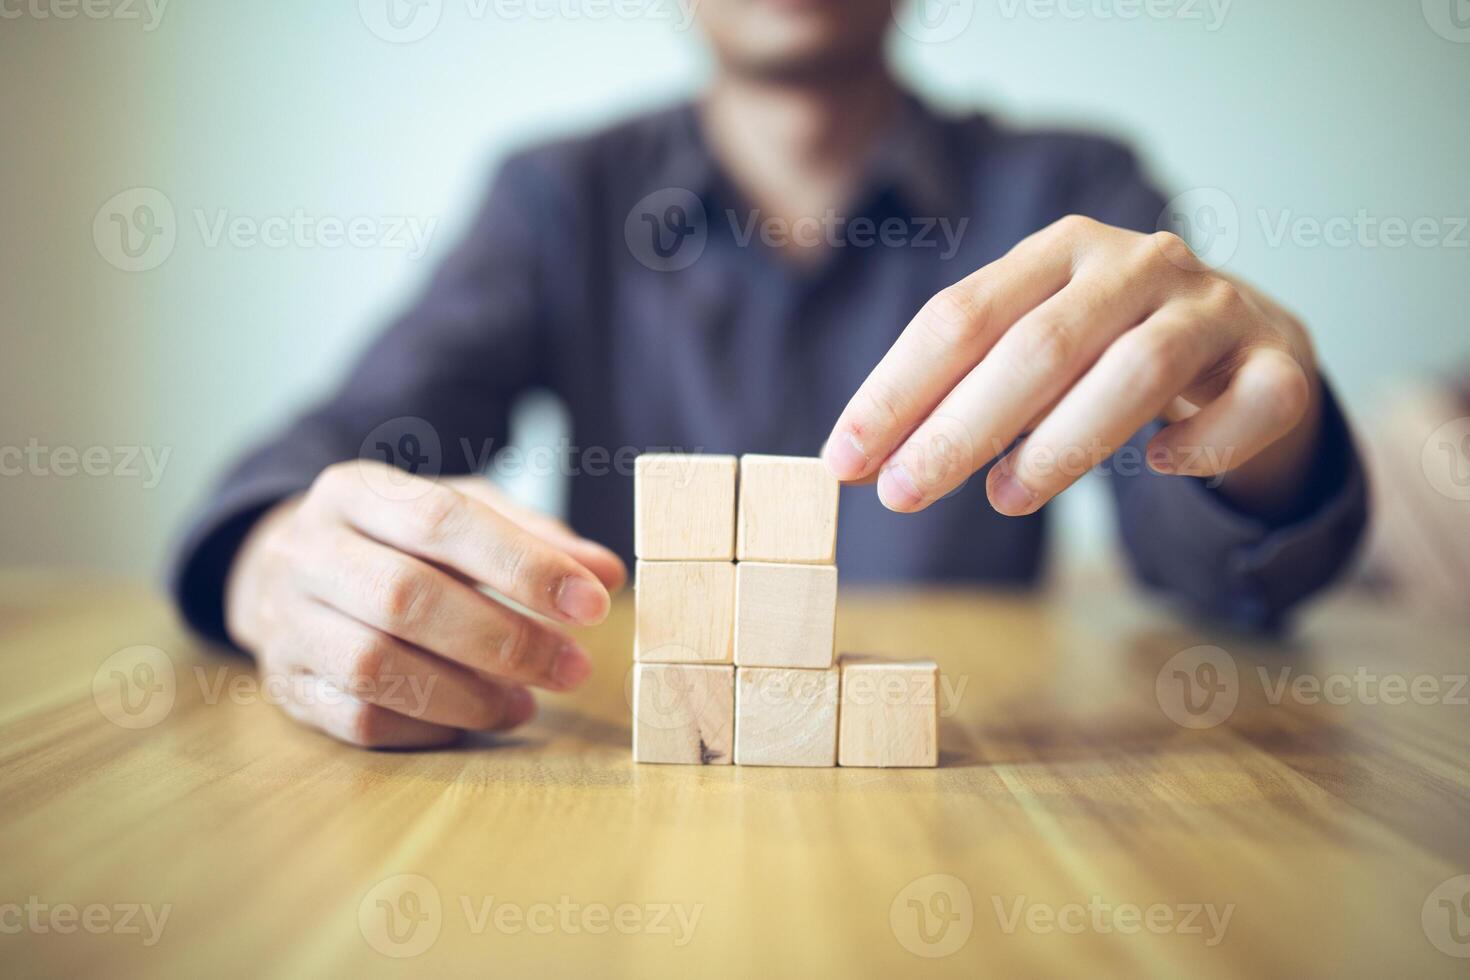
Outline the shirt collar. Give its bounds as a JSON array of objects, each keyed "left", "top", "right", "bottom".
[
  {"left": 659, "top": 93, "right": 968, "bottom": 220},
  {"left": 861, "top": 93, "right": 968, "bottom": 218}
]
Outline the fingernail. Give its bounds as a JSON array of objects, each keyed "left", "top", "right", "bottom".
[
  {"left": 555, "top": 576, "right": 607, "bottom": 625},
  {"left": 503, "top": 687, "right": 537, "bottom": 727},
  {"left": 823, "top": 431, "right": 870, "bottom": 480},
  {"left": 1148, "top": 447, "right": 1174, "bottom": 473},
  {"left": 989, "top": 472, "right": 1040, "bottom": 516},
  {"left": 877, "top": 463, "right": 923, "bottom": 511},
  {"left": 551, "top": 643, "right": 592, "bottom": 690}
]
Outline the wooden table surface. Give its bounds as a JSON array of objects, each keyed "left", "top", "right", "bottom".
[{"left": 2, "top": 570, "right": 1467, "bottom": 978}]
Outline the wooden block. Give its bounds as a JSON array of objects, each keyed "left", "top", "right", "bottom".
[
  {"left": 837, "top": 655, "right": 939, "bottom": 768},
  {"left": 634, "top": 453, "right": 737, "bottom": 560},
  {"left": 632, "top": 663, "right": 734, "bottom": 765},
  {"left": 736, "top": 454, "right": 839, "bottom": 563},
  {"left": 734, "top": 562, "right": 837, "bottom": 669},
  {"left": 734, "top": 666, "right": 839, "bottom": 767},
  {"left": 634, "top": 561, "right": 735, "bottom": 664}
]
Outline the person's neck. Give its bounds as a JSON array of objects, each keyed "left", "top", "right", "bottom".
[{"left": 700, "top": 66, "right": 901, "bottom": 258}]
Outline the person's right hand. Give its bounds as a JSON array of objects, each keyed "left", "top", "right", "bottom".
[{"left": 223, "top": 461, "right": 627, "bottom": 748}]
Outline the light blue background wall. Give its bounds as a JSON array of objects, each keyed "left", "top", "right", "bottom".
[{"left": 3, "top": 1, "right": 1467, "bottom": 577}]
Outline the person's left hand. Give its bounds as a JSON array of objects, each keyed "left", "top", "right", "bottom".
[{"left": 822, "top": 215, "right": 1323, "bottom": 518}]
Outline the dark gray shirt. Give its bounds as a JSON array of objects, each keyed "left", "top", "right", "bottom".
[{"left": 170, "top": 96, "right": 1366, "bottom": 642}]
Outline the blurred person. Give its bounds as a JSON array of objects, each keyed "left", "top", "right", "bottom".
[
  {"left": 1352, "top": 371, "right": 1470, "bottom": 617},
  {"left": 171, "top": 0, "right": 1367, "bottom": 747}
]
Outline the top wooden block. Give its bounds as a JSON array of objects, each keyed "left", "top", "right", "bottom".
[
  {"left": 634, "top": 454, "right": 738, "bottom": 560},
  {"left": 736, "top": 454, "right": 839, "bottom": 564}
]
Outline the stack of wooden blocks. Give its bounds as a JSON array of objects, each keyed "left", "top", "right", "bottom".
[{"left": 631, "top": 453, "right": 939, "bottom": 768}]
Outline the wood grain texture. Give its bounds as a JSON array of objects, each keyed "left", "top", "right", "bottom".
[
  {"left": 734, "top": 666, "right": 840, "bottom": 767},
  {"left": 631, "top": 663, "right": 734, "bottom": 764},
  {"left": 633, "top": 454, "right": 737, "bottom": 560},
  {"left": 634, "top": 561, "right": 735, "bottom": 664},
  {"left": 735, "top": 454, "right": 839, "bottom": 563},
  {"left": 837, "top": 655, "right": 939, "bottom": 768},
  {"left": 2, "top": 569, "right": 1468, "bottom": 978},
  {"left": 734, "top": 562, "right": 837, "bottom": 669}
]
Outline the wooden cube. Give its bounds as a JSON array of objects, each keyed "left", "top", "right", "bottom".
[
  {"left": 837, "top": 655, "right": 939, "bottom": 768},
  {"left": 632, "top": 663, "right": 734, "bottom": 765},
  {"left": 634, "top": 453, "right": 737, "bottom": 560},
  {"left": 634, "top": 561, "right": 735, "bottom": 664},
  {"left": 734, "top": 666, "right": 839, "bottom": 767},
  {"left": 736, "top": 454, "right": 839, "bottom": 563},
  {"left": 733, "top": 562, "right": 837, "bottom": 669}
]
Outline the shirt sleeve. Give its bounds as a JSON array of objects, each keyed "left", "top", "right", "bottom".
[
  {"left": 1064, "top": 137, "right": 1370, "bottom": 631},
  {"left": 167, "top": 153, "right": 550, "bottom": 645}
]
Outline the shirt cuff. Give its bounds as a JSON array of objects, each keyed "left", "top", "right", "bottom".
[
  {"left": 166, "top": 473, "right": 318, "bottom": 648},
  {"left": 1127, "top": 379, "right": 1368, "bottom": 631}
]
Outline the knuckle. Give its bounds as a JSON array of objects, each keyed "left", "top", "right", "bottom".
[
  {"left": 920, "top": 286, "right": 988, "bottom": 345},
  {"left": 494, "top": 616, "right": 534, "bottom": 676},
  {"left": 407, "top": 485, "right": 461, "bottom": 543},
  {"left": 857, "top": 378, "right": 910, "bottom": 435},
  {"left": 1012, "top": 316, "right": 1076, "bottom": 378},
  {"left": 1053, "top": 213, "right": 1099, "bottom": 241},
  {"left": 1200, "top": 277, "right": 1245, "bottom": 316},
  {"left": 467, "top": 688, "right": 507, "bottom": 730},
  {"left": 343, "top": 631, "right": 389, "bottom": 688},
  {"left": 1116, "top": 330, "right": 1186, "bottom": 398},
  {"left": 1257, "top": 361, "right": 1310, "bottom": 429},
  {"left": 345, "top": 705, "right": 391, "bottom": 748},
  {"left": 490, "top": 533, "right": 546, "bottom": 595},
  {"left": 308, "top": 462, "right": 352, "bottom": 502},
  {"left": 370, "top": 560, "right": 435, "bottom": 630},
  {"left": 1148, "top": 230, "right": 1204, "bottom": 272}
]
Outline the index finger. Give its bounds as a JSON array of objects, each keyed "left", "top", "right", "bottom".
[
  {"left": 312, "top": 463, "right": 612, "bottom": 627},
  {"left": 821, "top": 225, "right": 1076, "bottom": 482}
]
